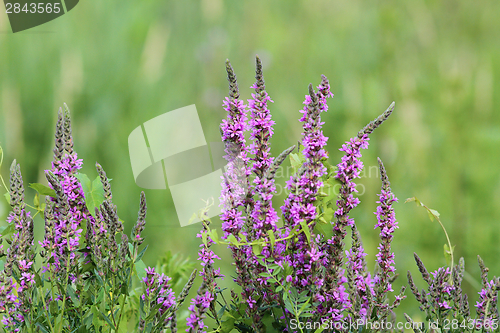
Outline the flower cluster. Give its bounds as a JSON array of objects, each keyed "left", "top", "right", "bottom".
[
  {"left": 187, "top": 207, "right": 223, "bottom": 332},
  {"left": 407, "top": 253, "right": 500, "bottom": 332},
  {"left": 0, "top": 106, "right": 196, "bottom": 332},
  {"left": 372, "top": 157, "right": 400, "bottom": 318},
  {"left": 7, "top": 58, "right": 497, "bottom": 333},
  {"left": 248, "top": 56, "right": 278, "bottom": 241},
  {"left": 139, "top": 267, "right": 177, "bottom": 330},
  {"left": 214, "top": 57, "right": 403, "bottom": 330},
  {"left": 0, "top": 160, "right": 35, "bottom": 331}
]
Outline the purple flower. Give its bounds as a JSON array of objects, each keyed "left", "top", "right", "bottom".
[
  {"left": 186, "top": 291, "right": 214, "bottom": 332},
  {"left": 140, "top": 267, "right": 177, "bottom": 327},
  {"left": 247, "top": 56, "right": 278, "bottom": 240},
  {"left": 281, "top": 76, "right": 333, "bottom": 298},
  {"left": 372, "top": 158, "right": 399, "bottom": 318},
  {"left": 476, "top": 278, "right": 499, "bottom": 327},
  {"left": 345, "top": 225, "right": 372, "bottom": 320}
]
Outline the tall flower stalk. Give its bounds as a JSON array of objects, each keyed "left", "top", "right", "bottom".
[
  {"left": 319, "top": 103, "right": 395, "bottom": 321},
  {"left": 219, "top": 60, "right": 257, "bottom": 321},
  {"left": 372, "top": 157, "right": 402, "bottom": 319}
]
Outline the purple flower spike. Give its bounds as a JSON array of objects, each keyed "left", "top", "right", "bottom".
[
  {"left": 373, "top": 157, "right": 399, "bottom": 319},
  {"left": 186, "top": 291, "right": 214, "bottom": 333},
  {"left": 41, "top": 107, "right": 93, "bottom": 278},
  {"left": 140, "top": 267, "right": 177, "bottom": 330},
  {"left": 219, "top": 60, "right": 255, "bottom": 312},
  {"left": 320, "top": 102, "right": 395, "bottom": 320},
  {"left": 346, "top": 224, "right": 372, "bottom": 321},
  {"left": 248, "top": 55, "right": 278, "bottom": 241},
  {"left": 280, "top": 76, "right": 333, "bottom": 297}
]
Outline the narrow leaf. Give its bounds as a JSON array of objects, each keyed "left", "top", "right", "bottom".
[
  {"left": 29, "top": 183, "right": 57, "bottom": 197},
  {"left": 267, "top": 230, "right": 275, "bottom": 250},
  {"left": 135, "top": 244, "right": 149, "bottom": 263},
  {"left": 299, "top": 220, "right": 311, "bottom": 244}
]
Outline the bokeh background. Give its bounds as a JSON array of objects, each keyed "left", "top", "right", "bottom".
[{"left": 1, "top": 0, "right": 500, "bottom": 326}]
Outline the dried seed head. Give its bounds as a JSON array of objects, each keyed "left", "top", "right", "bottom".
[
  {"left": 413, "top": 253, "right": 432, "bottom": 286},
  {"left": 225, "top": 59, "right": 239, "bottom": 99},
  {"left": 45, "top": 171, "right": 69, "bottom": 216},
  {"left": 254, "top": 55, "right": 265, "bottom": 94},
  {"left": 175, "top": 269, "right": 198, "bottom": 311},
  {"left": 265, "top": 145, "right": 295, "bottom": 181},
  {"left": 119, "top": 234, "right": 129, "bottom": 268},
  {"left": 53, "top": 108, "right": 65, "bottom": 161},
  {"left": 96, "top": 162, "right": 112, "bottom": 201},
  {"left": 377, "top": 157, "right": 391, "bottom": 192},
  {"left": 404, "top": 314, "right": 423, "bottom": 333},
  {"left": 358, "top": 101, "right": 395, "bottom": 138},
  {"left": 9, "top": 160, "right": 25, "bottom": 212},
  {"left": 478, "top": 255, "right": 489, "bottom": 286},
  {"left": 62, "top": 103, "right": 74, "bottom": 155},
  {"left": 132, "top": 191, "right": 147, "bottom": 245}
]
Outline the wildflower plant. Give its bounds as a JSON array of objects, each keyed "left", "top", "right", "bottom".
[
  {"left": 0, "top": 107, "right": 196, "bottom": 332},
  {"left": 405, "top": 199, "right": 500, "bottom": 333},
  {"left": 0, "top": 57, "right": 498, "bottom": 333},
  {"left": 192, "top": 56, "right": 407, "bottom": 332}
]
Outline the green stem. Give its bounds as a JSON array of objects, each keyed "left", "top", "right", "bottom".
[
  {"left": 39, "top": 283, "right": 56, "bottom": 332},
  {"left": 107, "top": 274, "right": 118, "bottom": 329},
  {"left": 434, "top": 214, "right": 454, "bottom": 277},
  {"left": 116, "top": 243, "right": 138, "bottom": 332},
  {"left": 57, "top": 254, "right": 72, "bottom": 333}
]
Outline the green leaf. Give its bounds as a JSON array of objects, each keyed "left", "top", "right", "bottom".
[
  {"left": 209, "top": 229, "right": 219, "bottom": 244},
  {"left": 284, "top": 298, "right": 294, "bottom": 313},
  {"left": 227, "top": 234, "right": 239, "bottom": 247},
  {"left": 75, "top": 173, "right": 105, "bottom": 217},
  {"left": 201, "top": 230, "right": 208, "bottom": 246},
  {"left": 29, "top": 183, "right": 57, "bottom": 198},
  {"left": 406, "top": 196, "right": 440, "bottom": 222},
  {"left": 4, "top": 192, "right": 10, "bottom": 204},
  {"left": 35, "top": 323, "right": 50, "bottom": 333},
  {"left": 99, "top": 310, "right": 115, "bottom": 328},
  {"left": 267, "top": 230, "right": 275, "bottom": 250},
  {"left": 289, "top": 153, "right": 302, "bottom": 172},
  {"left": 252, "top": 244, "right": 263, "bottom": 256},
  {"left": 55, "top": 312, "right": 64, "bottom": 332},
  {"left": 0, "top": 223, "right": 15, "bottom": 237},
  {"left": 91, "top": 306, "right": 102, "bottom": 331},
  {"left": 116, "top": 318, "right": 129, "bottom": 333},
  {"left": 34, "top": 193, "right": 39, "bottom": 208},
  {"left": 187, "top": 212, "right": 198, "bottom": 225},
  {"left": 237, "top": 231, "right": 247, "bottom": 243},
  {"left": 49, "top": 300, "right": 59, "bottom": 315},
  {"left": 135, "top": 259, "right": 147, "bottom": 280},
  {"left": 428, "top": 208, "right": 440, "bottom": 221},
  {"left": 83, "top": 311, "right": 93, "bottom": 328},
  {"left": 322, "top": 208, "right": 334, "bottom": 223},
  {"left": 298, "top": 298, "right": 310, "bottom": 315},
  {"left": 313, "top": 221, "right": 334, "bottom": 241},
  {"left": 405, "top": 197, "right": 421, "bottom": 206},
  {"left": 220, "top": 317, "right": 236, "bottom": 333},
  {"left": 135, "top": 244, "right": 149, "bottom": 263},
  {"left": 34, "top": 269, "right": 43, "bottom": 287},
  {"left": 299, "top": 220, "right": 311, "bottom": 244},
  {"left": 67, "top": 285, "right": 80, "bottom": 307},
  {"left": 444, "top": 244, "right": 455, "bottom": 266}
]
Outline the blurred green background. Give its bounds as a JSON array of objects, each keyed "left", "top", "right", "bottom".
[{"left": 1, "top": 0, "right": 500, "bottom": 325}]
